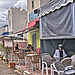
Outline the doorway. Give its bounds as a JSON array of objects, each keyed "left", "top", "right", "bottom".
[{"left": 32, "top": 34, "right": 36, "bottom": 52}]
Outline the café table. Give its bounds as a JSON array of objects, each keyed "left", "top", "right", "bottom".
[
  {"left": 27, "top": 54, "right": 38, "bottom": 69},
  {"left": 27, "top": 54, "right": 36, "bottom": 57},
  {"left": 25, "top": 53, "right": 37, "bottom": 68},
  {"left": 10, "top": 50, "right": 37, "bottom": 67}
]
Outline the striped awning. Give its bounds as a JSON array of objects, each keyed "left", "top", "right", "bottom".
[{"left": 40, "top": 0, "right": 73, "bottom": 17}]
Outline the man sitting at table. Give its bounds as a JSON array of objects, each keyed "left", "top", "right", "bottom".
[
  {"left": 53, "top": 44, "right": 67, "bottom": 59},
  {"left": 15, "top": 44, "right": 19, "bottom": 51},
  {"left": 27, "top": 44, "right": 34, "bottom": 52}
]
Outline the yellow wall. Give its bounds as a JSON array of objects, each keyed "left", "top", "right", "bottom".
[
  {"left": 36, "top": 30, "right": 40, "bottom": 48},
  {"left": 28, "top": 29, "right": 40, "bottom": 49},
  {"left": 28, "top": 32, "right": 32, "bottom": 45}
]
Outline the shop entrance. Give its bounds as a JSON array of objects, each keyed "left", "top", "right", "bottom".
[{"left": 32, "top": 34, "right": 36, "bottom": 51}]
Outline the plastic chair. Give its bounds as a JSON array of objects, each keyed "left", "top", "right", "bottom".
[
  {"left": 71, "top": 55, "right": 75, "bottom": 68},
  {"left": 60, "top": 57, "right": 72, "bottom": 66},
  {"left": 51, "top": 61, "right": 65, "bottom": 75},
  {"left": 71, "top": 55, "right": 75, "bottom": 62},
  {"left": 42, "top": 53, "right": 55, "bottom": 75},
  {"left": 51, "top": 61, "right": 75, "bottom": 75},
  {"left": 67, "top": 51, "right": 75, "bottom": 57}
]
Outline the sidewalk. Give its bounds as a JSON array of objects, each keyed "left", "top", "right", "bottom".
[
  {"left": 15, "top": 64, "right": 51, "bottom": 75},
  {"left": 0, "top": 61, "right": 17, "bottom": 75}
]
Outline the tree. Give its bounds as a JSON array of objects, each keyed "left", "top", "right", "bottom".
[
  {"left": 4, "top": 46, "right": 10, "bottom": 58},
  {"left": 0, "top": 44, "right": 3, "bottom": 56}
]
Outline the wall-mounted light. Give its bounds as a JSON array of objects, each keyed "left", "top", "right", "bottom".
[{"left": 34, "top": 9, "right": 40, "bottom": 16}]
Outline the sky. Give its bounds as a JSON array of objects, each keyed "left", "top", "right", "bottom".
[{"left": 0, "top": 0, "right": 27, "bottom": 27}]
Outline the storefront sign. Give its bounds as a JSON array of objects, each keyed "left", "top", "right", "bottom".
[
  {"left": 29, "top": 11, "right": 38, "bottom": 22},
  {"left": 5, "top": 40, "right": 12, "bottom": 47}
]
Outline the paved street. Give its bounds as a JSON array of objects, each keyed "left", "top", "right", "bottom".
[{"left": 0, "top": 61, "right": 18, "bottom": 75}]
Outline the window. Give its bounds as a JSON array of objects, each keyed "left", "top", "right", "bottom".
[{"left": 32, "top": 0, "right": 34, "bottom": 9}]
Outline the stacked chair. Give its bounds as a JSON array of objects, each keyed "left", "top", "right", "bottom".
[{"left": 42, "top": 53, "right": 56, "bottom": 75}]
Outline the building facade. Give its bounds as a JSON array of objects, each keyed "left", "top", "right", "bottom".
[
  {"left": 0, "top": 25, "right": 12, "bottom": 48},
  {"left": 8, "top": 7, "right": 27, "bottom": 34},
  {"left": 0, "top": 25, "right": 8, "bottom": 35},
  {"left": 40, "top": 0, "right": 50, "bottom": 7},
  {"left": 27, "top": 0, "right": 40, "bottom": 22},
  {"left": 27, "top": 0, "right": 40, "bottom": 52},
  {"left": 8, "top": 7, "right": 28, "bottom": 50}
]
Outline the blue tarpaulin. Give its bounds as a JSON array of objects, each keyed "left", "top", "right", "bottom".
[{"left": 2, "top": 32, "right": 9, "bottom": 35}]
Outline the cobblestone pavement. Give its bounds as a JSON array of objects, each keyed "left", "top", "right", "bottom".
[{"left": 0, "top": 61, "right": 18, "bottom": 75}]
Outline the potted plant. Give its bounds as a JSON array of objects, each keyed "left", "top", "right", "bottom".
[
  {"left": 9, "top": 61, "right": 15, "bottom": 68},
  {"left": 3, "top": 46, "right": 10, "bottom": 63},
  {"left": 1, "top": 55, "right": 3, "bottom": 60}
]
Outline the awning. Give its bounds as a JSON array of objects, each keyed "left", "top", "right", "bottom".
[
  {"left": 24, "top": 21, "right": 39, "bottom": 33},
  {"left": 28, "top": 18, "right": 39, "bottom": 28},
  {"left": 3, "top": 34, "right": 27, "bottom": 40},
  {"left": 15, "top": 18, "right": 39, "bottom": 34},
  {"left": 40, "top": 1, "right": 75, "bottom": 39},
  {"left": 2, "top": 32, "right": 9, "bottom": 35},
  {"left": 40, "top": 0, "right": 73, "bottom": 17},
  {"left": 0, "top": 25, "right": 8, "bottom": 28}
]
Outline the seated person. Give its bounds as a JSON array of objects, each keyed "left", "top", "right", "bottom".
[
  {"left": 15, "top": 44, "right": 19, "bottom": 51},
  {"left": 27, "top": 44, "right": 34, "bottom": 52},
  {"left": 53, "top": 44, "right": 67, "bottom": 59}
]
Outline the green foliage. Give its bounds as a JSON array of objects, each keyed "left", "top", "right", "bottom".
[
  {"left": 0, "top": 44, "right": 3, "bottom": 57},
  {"left": 0, "top": 44, "right": 3, "bottom": 50},
  {"left": 4, "top": 46, "right": 10, "bottom": 58},
  {"left": 4, "top": 46, "right": 10, "bottom": 53},
  {"left": 1, "top": 55, "right": 3, "bottom": 57}
]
